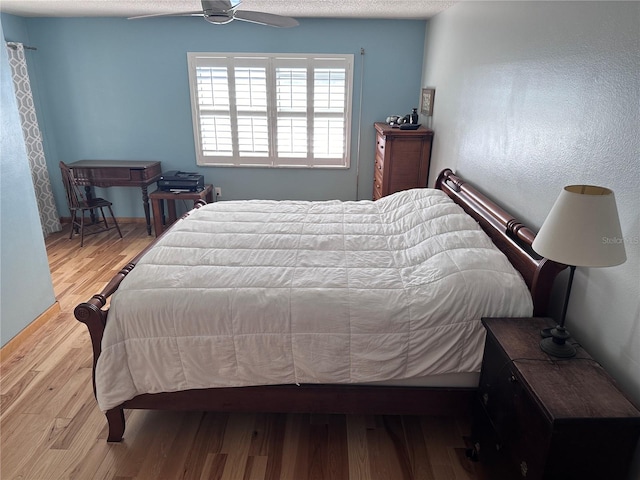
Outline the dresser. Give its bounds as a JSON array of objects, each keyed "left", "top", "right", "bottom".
[
  {"left": 372, "top": 122, "right": 433, "bottom": 200},
  {"left": 472, "top": 317, "right": 640, "bottom": 479}
]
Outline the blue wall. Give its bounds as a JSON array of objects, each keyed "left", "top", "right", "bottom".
[
  {"left": 0, "top": 19, "right": 57, "bottom": 346},
  {"left": 2, "top": 15, "right": 427, "bottom": 218}
]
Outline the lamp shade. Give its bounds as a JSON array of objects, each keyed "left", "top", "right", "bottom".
[{"left": 532, "top": 185, "right": 626, "bottom": 267}]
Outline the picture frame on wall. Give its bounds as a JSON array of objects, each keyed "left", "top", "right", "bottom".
[{"left": 421, "top": 88, "right": 436, "bottom": 116}]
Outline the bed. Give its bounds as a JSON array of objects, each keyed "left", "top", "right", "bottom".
[{"left": 75, "top": 169, "right": 566, "bottom": 442}]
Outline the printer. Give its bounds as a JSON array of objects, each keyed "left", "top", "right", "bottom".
[{"left": 157, "top": 171, "right": 204, "bottom": 192}]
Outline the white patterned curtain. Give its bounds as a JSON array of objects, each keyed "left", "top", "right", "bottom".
[{"left": 6, "top": 42, "right": 61, "bottom": 236}]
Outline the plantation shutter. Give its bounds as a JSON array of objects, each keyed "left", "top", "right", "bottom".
[{"left": 188, "top": 53, "right": 353, "bottom": 168}]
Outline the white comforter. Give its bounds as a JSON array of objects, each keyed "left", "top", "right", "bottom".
[{"left": 96, "top": 188, "right": 532, "bottom": 411}]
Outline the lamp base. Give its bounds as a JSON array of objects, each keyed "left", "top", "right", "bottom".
[
  {"left": 540, "top": 326, "right": 576, "bottom": 358},
  {"left": 540, "top": 327, "right": 553, "bottom": 338}
]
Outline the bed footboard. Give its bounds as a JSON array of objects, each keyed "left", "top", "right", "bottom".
[
  {"left": 74, "top": 266, "right": 134, "bottom": 442},
  {"left": 74, "top": 202, "right": 207, "bottom": 441}
]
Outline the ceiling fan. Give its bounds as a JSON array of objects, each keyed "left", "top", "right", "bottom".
[{"left": 129, "top": 0, "right": 299, "bottom": 28}]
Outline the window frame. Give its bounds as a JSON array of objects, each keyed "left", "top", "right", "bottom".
[{"left": 187, "top": 52, "right": 354, "bottom": 169}]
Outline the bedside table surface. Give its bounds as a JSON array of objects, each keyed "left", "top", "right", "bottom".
[{"left": 482, "top": 317, "right": 640, "bottom": 422}]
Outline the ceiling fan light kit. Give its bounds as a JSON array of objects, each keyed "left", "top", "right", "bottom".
[{"left": 129, "top": 0, "right": 299, "bottom": 27}]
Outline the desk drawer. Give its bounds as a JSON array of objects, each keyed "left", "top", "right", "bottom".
[{"left": 133, "top": 162, "right": 162, "bottom": 181}]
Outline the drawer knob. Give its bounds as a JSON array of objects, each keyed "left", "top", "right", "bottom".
[
  {"left": 482, "top": 393, "right": 489, "bottom": 406},
  {"left": 509, "top": 374, "right": 518, "bottom": 383}
]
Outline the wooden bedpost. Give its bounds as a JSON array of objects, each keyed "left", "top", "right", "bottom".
[
  {"left": 105, "top": 408, "right": 126, "bottom": 442},
  {"left": 74, "top": 263, "right": 137, "bottom": 442},
  {"left": 75, "top": 294, "right": 127, "bottom": 442}
]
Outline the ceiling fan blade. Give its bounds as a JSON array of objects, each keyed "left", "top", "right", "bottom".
[
  {"left": 234, "top": 10, "right": 299, "bottom": 28},
  {"left": 129, "top": 11, "right": 202, "bottom": 20}
]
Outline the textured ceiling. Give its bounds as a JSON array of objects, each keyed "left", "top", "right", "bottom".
[{"left": 0, "top": 0, "right": 458, "bottom": 19}]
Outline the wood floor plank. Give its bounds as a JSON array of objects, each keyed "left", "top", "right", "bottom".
[
  {"left": 21, "top": 347, "right": 88, "bottom": 416},
  {"left": 402, "top": 415, "right": 437, "bottom": 480},
  {"left": 250, "top": 413, "right": 286, "bottom": 480},
  {"left": 90, "top": 410, "right": 152, "bottom": 479},
  {"left": 144, "top": 411, "right": 204, "bottom": 480},
  {"left": 292, "top": 413, "right": 312, "bottom": 480},
  {"left": 0, "top": 224, "right": 483, "bottom": 480},
  {"left": 346, "top": 415, "right": 371, "bottom": 480},
  {"left": 200, "top": 453, "right": 228, "bottom": 480},
  {"left": 0, "top": 368, "right": 40, "bottom": 416},
  {"left": 220, "top": 413, "right": 258, "bottom": 480},
  {"left": 0, "top": 412, "right": 58, "bottom": 477},
  {"left": 179, "top": 412, "right": 229, "bottom": 479},
  {"left": 277, "top": 413, "right": 305, "bottom": 480},
  {"left": 0, "top": 313, "right": 78, "bottom": 395},
  {"left": 326, "top": 415, "right": 349, "bottom": 480},
  {"left": 133, "top": 411, "right": 193, "bottom": 479},
  {"left": 308, "top": 420, "right": 330, "bottom": 480},
  {"left": 243, "top": 455, "right": 268, "bottom": 480},
  {"left": 366, "top": 416, "right": 412, "bottom": 480}
]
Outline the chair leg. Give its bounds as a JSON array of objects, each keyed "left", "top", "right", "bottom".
[
  {"left": 99, "top": 207, "right": 109, "bottom": 230},
  {"left": 69, "top": 211, "right": 76, "bottom": 239},
  {"left": 79, "top": 212, "right": 85, "bottom": 247},
  {"left": 108, "top": 205, "right": 123, "bottom": 239}
]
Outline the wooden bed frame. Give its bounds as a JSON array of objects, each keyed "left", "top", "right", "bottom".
[{"left": 74, "top": 169, "right": 566, "bottom": 442}]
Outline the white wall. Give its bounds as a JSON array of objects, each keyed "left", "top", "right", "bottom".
[
  {"left": 0, "top": 20, "right": 56, "bottom": 346},
  {"left": 422, "top": 2, "right": 639, "bottom": 476}
]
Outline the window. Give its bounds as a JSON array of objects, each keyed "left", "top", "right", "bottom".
[{"left": 188, "top": 53, "right": 353, "bottom": 168}]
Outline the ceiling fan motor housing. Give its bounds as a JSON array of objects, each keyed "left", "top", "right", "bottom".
[{"left": 204, "top": 13, "right": 234, "bottom": 24}]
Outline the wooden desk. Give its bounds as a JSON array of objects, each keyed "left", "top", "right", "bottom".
[
  {"left": 150, "top": 185, "right": 214, "bottom": 237},
  {"left": 67, "top": 160, "right": 162, "bottom": 235}
]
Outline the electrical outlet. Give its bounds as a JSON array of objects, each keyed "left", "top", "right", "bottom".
[{"left": 215, "top": 187, "right": 222, "bottom": 197}]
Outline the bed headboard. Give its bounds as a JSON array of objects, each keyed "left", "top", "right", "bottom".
[{"left": 435, "top": 169, "right": 566, "bottom": 316}]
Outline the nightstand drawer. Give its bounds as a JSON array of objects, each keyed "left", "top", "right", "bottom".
[{"left": 478, "top": 330, "right": 551, "bottom": 478}]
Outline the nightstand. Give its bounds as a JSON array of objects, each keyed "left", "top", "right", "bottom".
[{"left": 472, "top": 317, "right": 640, "bottom": 479}]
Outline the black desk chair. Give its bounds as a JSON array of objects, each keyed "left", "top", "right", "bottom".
[{"left": 59, "top": 161, "right": 123, "bottom": 246}]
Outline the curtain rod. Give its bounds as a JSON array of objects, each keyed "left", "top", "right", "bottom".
[{"left": 6, "top": 41, "right": 37, "bottom": 51}]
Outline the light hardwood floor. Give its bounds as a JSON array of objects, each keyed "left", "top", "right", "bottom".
[{"left": 1, "top": 223, "right": 482, "bottom": 480}]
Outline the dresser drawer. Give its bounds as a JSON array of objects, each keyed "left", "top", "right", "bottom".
[
  {"left": 376, "top": 134, "right": 386, "bottom": 158},
  {"left": 373, "top": 167, "right": 383, "bottom": 200},
  {"left": 374, "top": 153, "right": 384, "bottom": 173}
]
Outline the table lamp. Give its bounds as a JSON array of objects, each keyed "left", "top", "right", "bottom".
[{"left": 532, "top": 185, "right": 626, "bottom": 358}]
